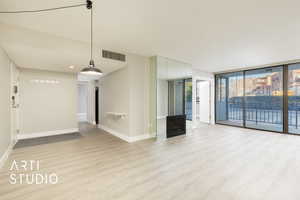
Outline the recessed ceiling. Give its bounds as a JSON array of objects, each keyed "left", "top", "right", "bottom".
[
  {"left": 1, "top": 0, "right": 300, "bottom": 72},
  {"left": 0, "top": 22, "right": 126, "bottom": 74}
]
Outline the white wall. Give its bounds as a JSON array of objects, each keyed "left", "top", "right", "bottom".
[
  {"left": 128, "top": 54, "right": 150, "bottom": 137},
  {"left": 192, "top": 69, "right": 215, "bottom": 125},
  {"left": 100, "top": 67, "right": 130, "bottom": 136},
  {"left": 0, "top": 47, "right": 12, "bottom": 165},
  {"left": 99, "top": 53, "right": 151, "bottom": 141},
  {"left": 19, "top": 69, "right": 78, "bottom": 136},
  {"left": 157, "top": 79, "right": 168, "bottom": 118},
  {"left": 148, "top": 57, "right": 157, "bottom": 135}
]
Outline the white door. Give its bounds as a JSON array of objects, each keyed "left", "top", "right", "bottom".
[
  {"left": 11, "top": 64, "right": 20, "bottom": 142},
  {"left": 198, "top": 81, "right": 210, "bottom": 123}
]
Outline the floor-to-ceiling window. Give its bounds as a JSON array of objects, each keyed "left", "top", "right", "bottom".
[
  {"left": 288, "top": 64, "right": 300, "bottom": 134},
  {"left": 215, "top": 72, "right": 244, "bottom": 126},
  {"left": 214, "top": 64, "right": 300, "bottom": 134},
  {"left": 185, "top": 78, "right": 193, "bottom": 120},
  {"left": 244, "top": 67, "right": 283, "bottom": 132}
]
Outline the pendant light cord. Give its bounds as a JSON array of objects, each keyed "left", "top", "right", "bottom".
[
  {"left": 0, "top": 3, "right": 87, "bottom": 13},
  {"left": 0, "top": 0, "right": 99, "bottom": 71},
  {"left": 91, "top": 7, "right": 93, "bottom": 61},
  {"left": 0, "top": 1, "right": 94, "bottom": 62}
]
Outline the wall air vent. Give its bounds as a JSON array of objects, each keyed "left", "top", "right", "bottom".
[{"left": 102, "top": 50, "right": 126, "bottom": 62}]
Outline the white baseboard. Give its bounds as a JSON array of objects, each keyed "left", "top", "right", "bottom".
[
  {"left": 0, "top": 140, "right": 16, "bottom": 169},
  {"left": 17, "top": 128, "right": 79, "bottom": 140},
  {"left": 157, "top": 116, "right": 167, "bottom": 120},
  {"left": 98, "top": 125, "right": 130, "bottom": 142},
  {"left": 98, "top": 125, "right": 154, "bottom": 143},
  {"left": 129, "top": 134, "right": 155, "bottom": 142},
  {"left": 86, "top": 120, "right": 96, "bottom": 125},
  {"left": 77, "top": 113, "right": 87, "bottom": 122}
]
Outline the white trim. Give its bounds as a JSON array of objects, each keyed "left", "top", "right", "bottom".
[
  {"left": 86, "top": 120, "right": 96, "bottom": 125},
  {"left": 129, "top": 134, "right": 155, "bottom": 142},
  {"left": 77, "top": 113, "right": 88, "bottom": 122},
  {"left": 17, "top": 128, "right": 79, "bottom": 140},
  {"left": 0, "top": 140, "right": 16, "bottom": 169},
  {"left": 98, "top": 125, "right": 154, "bottom": 143},
  {"left": 98, "top": 125, "right": 130, "bottom": 142},
  {"left": 157, "top": 116, "right": 167, "bottom": 120}
]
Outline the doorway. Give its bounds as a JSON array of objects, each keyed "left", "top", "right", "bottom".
[
  {"left": 196, "top": 80, "right": 211, "bottom": 124},
  {"left": 95, "top": 86, "right": 99, "bottom": 125},
  {"left": 77, "top": 82, "right": 88, "bottom": 122}
]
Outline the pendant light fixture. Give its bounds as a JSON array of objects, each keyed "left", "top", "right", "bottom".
[
  {"left": 0, "top": 0, "right": 103, "bottom": 76},
  {"left": 80, "top": 0, "right": 103, "bottom": 76}
]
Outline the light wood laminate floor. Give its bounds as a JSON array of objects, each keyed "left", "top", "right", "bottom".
[{"left": 1, "top": 123, "right": 300, "bottom": 200}]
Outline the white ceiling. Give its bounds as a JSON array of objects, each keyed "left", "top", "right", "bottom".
[
  {"left": 1, "top": 0, "right": 300, "bottom": 72},
  {"left": 0, "top": 22, "right": 126, "bottom": 74},
  {"left": 157, "top": 57, "right": 192, "bottom": 80}
]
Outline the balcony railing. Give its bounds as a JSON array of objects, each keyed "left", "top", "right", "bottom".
[{"left": 227, "top": 102, "right": 300, "bottom": 128}]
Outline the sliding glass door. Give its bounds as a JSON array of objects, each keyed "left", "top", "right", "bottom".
[
  {"left": 214, "top": 65, "right": 300, "bottom": 134},
  {"left": 244, "top": 67, "right": 283, "bottom": 132},
  {"left": 215, "top": 72, "right": 244, "bottom": 126},
  {"left": 288, "top": 64, "right": 300, "bottom": 134}
]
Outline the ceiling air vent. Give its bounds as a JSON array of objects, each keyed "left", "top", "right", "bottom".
[{"left": 102, "top": 50, "right": 126, "bottom": 62}]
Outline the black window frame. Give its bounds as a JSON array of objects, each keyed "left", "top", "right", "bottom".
[{"left": 214, "top": 63, "right": 300, "bottom": 136}]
